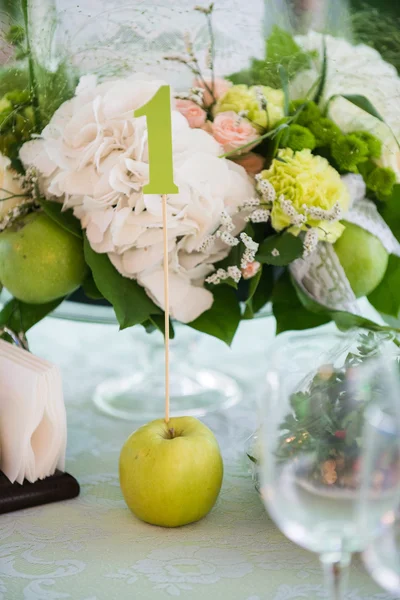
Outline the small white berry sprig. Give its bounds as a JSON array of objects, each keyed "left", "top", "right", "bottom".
[
  {"left": 255, "top": 174, "right": 343, "bottom": 258},
  {"left": 204, "top": 211, "right": 260, "bottom": 285}
]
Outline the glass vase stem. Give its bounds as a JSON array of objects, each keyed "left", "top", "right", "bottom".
[{"left": 320, "top": 552, "right": 351, "bottom": 600}]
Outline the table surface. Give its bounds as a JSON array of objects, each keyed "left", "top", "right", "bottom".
[{"left": 0, "top": 315, "right": 394, "bottom": 600}]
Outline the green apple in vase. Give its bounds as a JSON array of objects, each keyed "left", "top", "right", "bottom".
[
  {"left": 0, "top": 211, "right": 87, "bottom": 303},
  {"left": 334, "top": 221, "right": 389, "bottom": 298}
]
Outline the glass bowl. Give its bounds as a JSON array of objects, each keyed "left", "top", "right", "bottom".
[{"left": 1, "top": 289, "right": 275, "bottom": 421}]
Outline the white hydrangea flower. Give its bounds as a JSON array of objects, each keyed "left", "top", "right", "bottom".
[
  {"left": 20, "top": 75, "right": 254, "bottom": 323},
  {"left": 291, "top": 32, "right": 400, "bottom": 181}
]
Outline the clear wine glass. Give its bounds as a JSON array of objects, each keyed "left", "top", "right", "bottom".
[
  {"left": 257, "top": 332, "right": 400, "bottom": 600},
  {"left": 364, "top": 518, "right": 400, "bottom": 596},
  {"left": 362, "top": 407, "right": 400, "bottom": 596}
]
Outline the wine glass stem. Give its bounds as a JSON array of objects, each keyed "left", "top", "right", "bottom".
[{"left": 320, "top": 552, "right": 351, "bottom": 600}]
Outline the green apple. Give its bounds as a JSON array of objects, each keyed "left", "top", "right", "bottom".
[
  {"left": 0, "top": 211, "right": 87, "bottom": 304},
  {"left": 334, "top": 221, "right": 389, "bottom": 298},
  {"left": 119, "top": 416, "right": 224, "bottom": 527}
]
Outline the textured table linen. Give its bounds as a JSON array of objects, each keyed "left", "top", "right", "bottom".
[{"left": 0, "top": 316, "right": 393, "bottom": 600}]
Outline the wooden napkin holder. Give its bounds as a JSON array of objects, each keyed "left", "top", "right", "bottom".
[{"left": 0, "top": 470, "right": 80, "bottom": 514}]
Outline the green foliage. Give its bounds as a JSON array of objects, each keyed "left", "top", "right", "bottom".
[
  {"left": 266, "top": 27, "right": 314, "bottom": 87},
  {"left": 148, "top": 315, "right": 175, "bottom": 339},
  {"left": 82, "top": 273, "right": 104, "bottom": 300},
  {"left": 313, "top": 39, "right": 327, "bottom": 105},
  {"left": 188, "top": 285, "right": 241, "bottom": 346},
  {"left": 228, "top": 26, "right": 314, "bottom": 89},
  {"left": 353, "top": 8, "right": 400, "bottom": 74},
  {"left": 351, "top": 130, "right": 382, "bottom": 160},
  {"left": 0, "top": 68, "right": 29, "bottom": 98},
  {"left": 0, "top": 88, "right": 35, "bottom": 164},
  {"left": 5, "top": 25, "right": 25, "bottom": 46},
  {"left": 243, "top": 265, "right": 274, "bottom": 319},
  {"left": 257, "top": 232, "right": 304, "bottom": 266},
  {"left": 366, "top": 167, "right": 397, "bottom": 200},
  {"left": 368, "top": 255, "right": 400, "bottom": 320},
  {"left": 279, "top": 124, "right": 316, "bottom": 152},
  {"left": 0, "top": 296, "right": 64, "bottom": 335},
  {"left": 276, "top": 331, "right": 386, "bottom": 466},
  {"left": 331, "top": 134, "right": 369, "bottom": 173},
  {"left": 380, "top": 186, "right": 400, "bottom": 237},
  {"left": 308, "top": 117, "right": 341, "bottom": 148},
  {"left": 332, "top": 94, "right": 385, "bottom": 123},
  {"left": 83, "top": 236, "right": 161, "bottom": 330},
  {"left": 294, "top": 278, "right": 400, "bottom": 337},
  {"left": 289, "top": 100, "right": 321, "bottom": 126},
  {"left": 39, "top": 199, "right": 83, "bottom": 239},
  {"left": 272, "top": 272, "right": 330, "bottom": 334}
]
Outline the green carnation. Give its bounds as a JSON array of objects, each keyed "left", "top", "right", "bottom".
[
  {"left": 367, "top": 166, "right": 396, "bottom": 199},
  {"left": 279, "top": 124, "right": 316, "bottom": 152},
  {"left": 260, "top": 148, "right": 349, "bottom": 243},
  {"left": 331, "top": 134, "right": 369, "bottom": 172},
  {"left": 351, "top": 131, "right": 382, "bottom": 160},
  {"left": 289, "top": 100, "right": 321, "bottom": 126},
  {"left": 308, "top": 117, "right": 341, "bottom": 148},
  {"left": 215, "top": 84, "right": 285, "bottom": 130}
]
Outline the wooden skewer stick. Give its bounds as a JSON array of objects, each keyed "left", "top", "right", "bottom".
[{"left": 162, "top": 194, "right": 170, "bottom": 424}]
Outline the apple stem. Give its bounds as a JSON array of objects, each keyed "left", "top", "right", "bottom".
[
  {"left": 162, "top": 193, "right": 170, "bottom": 424},
  {"left": 168, "top": 428, "right": 175, "bottom": 439}
]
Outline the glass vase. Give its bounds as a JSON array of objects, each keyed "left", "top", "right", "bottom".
[
  {"left": 264, "top": 0, "right": 352, "bottom": 37},
  {"left": 6, "top": 1, "right": 268, "bottom": 420}
]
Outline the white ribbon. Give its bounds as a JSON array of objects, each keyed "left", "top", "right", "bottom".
[{"left": 290, "top": 174, "right": 399, "bottom": 312}]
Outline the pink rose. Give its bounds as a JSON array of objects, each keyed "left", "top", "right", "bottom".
[
  {"left": 193, "top": 77, "right": 232, "bottom": 107},
  {"left": 233, "top": 152, "right": 265, "bottom": 176},
  {"left": 211, "top": 111, "right": 259, "bottom": 154},
  {"left": 175, "top": 99, "right": 207, "bottom": 128},
  {"left": 242, "top": 261, "right": 261, "bottom": 280}
]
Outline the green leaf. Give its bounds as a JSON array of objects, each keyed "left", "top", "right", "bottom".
[
  {"left": 149, "top": 314, "right": 175, "bottom": 340},
  {"left": 313, "top": 38, "right": 327, "bottom": 105},
  {"left": 380, "top": 186, "right": 400, "bottom": 241},
  {"left": 83, "top": 235, "right": 160, "bottom": 330},
  {"left": 188, "top": 285, "right": 241, "bottom": 346},
  {"left": 246, "top": 267, "right": 263, "bottom": 304},
  {"left": 338, "top": 94, "right": 385, "bottom": 122},
  {"left": 228, "top": 27, "right": 313, "bottom": 89},
  {"left": 267, "top": 26, "right": 310, "bottom": 69},
  {"left": 82, "top": 273, "right": 104, "bottom": 300},
  {"left": 257, "top": 232, "right": 303, "bottom": 266},
  {"left": 272, "top": 272, "right": 330, "bottom": 334},
  {"left": 293, "top": 278, "right": 400, "bottom": 335},
  {"left": 0, "top": 296, "right": 64, "bottom": 334},
  {"left": 252, "top": 266, "right": 274, "bottom": 314},
  {"left": 278, "top": 65, "right": 289, "bottom": 116},
  {"left": 368, "top": 255, "right": 400, "bottom": 319},
  {"left": 141, "top": 319, "right": 156, "bottom": 334},
  {"left": 266, "top": 26, "right": 314, "bottom": 85},
  {"left": 327, "top": 93, "right": 398, "bottom": 150},
  {"left": 227, "top": 69, "right": 254, "bottom": 86},
  {"left": 39, "top": 198, "right": 82, "bottom": 239},
  {"left": 243, "top": 267, "right": 263, "bottom": 319}
]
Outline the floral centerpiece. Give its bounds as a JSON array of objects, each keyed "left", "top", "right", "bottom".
[{"left": 0, "top": 3, "right": 400, "bottom": 346}]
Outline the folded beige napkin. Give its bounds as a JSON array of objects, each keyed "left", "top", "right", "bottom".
[{"left": 0, "top": 339, "right": 67, "bottom": 484}]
